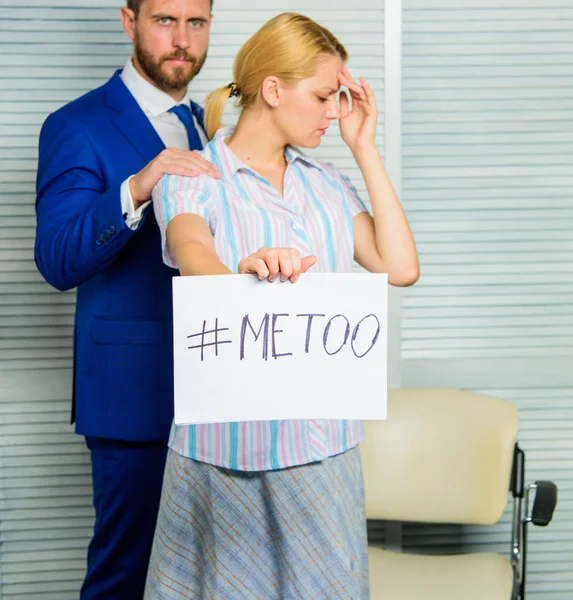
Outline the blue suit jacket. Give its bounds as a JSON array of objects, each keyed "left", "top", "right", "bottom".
[{"left": 35, "top": 70, "right": 204, "bottom": 441}]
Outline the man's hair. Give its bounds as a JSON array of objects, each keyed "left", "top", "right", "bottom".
[{"left": 127, "top": 0, "right": 213, "bottom": 15}]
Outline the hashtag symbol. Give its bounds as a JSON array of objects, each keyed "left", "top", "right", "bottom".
[{"left": 187, "top": 318, "right": 232, "bottom": 361}]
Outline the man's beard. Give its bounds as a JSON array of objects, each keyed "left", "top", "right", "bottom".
[{"left": 134, "top": 36, "right": 207, "bottom": 92}]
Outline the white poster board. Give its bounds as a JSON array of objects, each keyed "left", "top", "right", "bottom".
[{"left": 173, "top": 273, "right": 387, "bottom": 424}]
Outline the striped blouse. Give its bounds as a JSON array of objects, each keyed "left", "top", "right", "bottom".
[{"left": 153, "top": 127, "right": 368, "bottom": 471}]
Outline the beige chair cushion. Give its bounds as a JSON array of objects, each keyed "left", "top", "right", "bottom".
[
  {"left": 362, "top": 388, "right": 519, "bottom": 524},
  {"left": 369, "top": 547, "right": 514, "bottom": 600}
]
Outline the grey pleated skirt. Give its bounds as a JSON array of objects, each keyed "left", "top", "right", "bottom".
[{"left": 144, "top": 446, "right": 368, "bottom": 599}]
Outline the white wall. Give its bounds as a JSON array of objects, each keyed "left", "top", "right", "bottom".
[{"left": 400, "top": 1, "right": 573, "bottom": 597}]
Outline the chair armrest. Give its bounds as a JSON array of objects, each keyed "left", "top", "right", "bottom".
[{"left": 530, "top": 481, "right": 558, "bottom": 526}]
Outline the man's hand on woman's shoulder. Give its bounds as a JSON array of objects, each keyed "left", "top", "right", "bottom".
[{"left": 130, "top": 148, "right": 222, "bottom": 209}]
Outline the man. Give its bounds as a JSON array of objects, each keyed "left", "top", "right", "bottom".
[{"left": 34, "top": 1, "right": 219, "bottom": 597}]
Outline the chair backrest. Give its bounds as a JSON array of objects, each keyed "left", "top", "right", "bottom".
[{"left": 361, "top": 388, "right": 518, "bottom": 525}]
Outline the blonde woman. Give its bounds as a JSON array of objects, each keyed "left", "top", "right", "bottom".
[{"left": 145, "top": 12, "right": 419, "bottom": 599}]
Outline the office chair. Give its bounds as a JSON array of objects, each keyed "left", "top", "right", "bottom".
[{"left": 362, "top": 388, "right": 557, "bottom": 600}]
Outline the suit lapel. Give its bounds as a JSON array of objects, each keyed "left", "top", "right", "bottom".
[{"left": 105, "top": 70, "right": 165, "bottom": 164}]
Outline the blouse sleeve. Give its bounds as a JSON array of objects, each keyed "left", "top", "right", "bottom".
[
  {"left": 152, "top": 174, "right": 214, "bottom": 269},
  {"left": 339, "top": 172, "right": 368, "bottom": 217}
]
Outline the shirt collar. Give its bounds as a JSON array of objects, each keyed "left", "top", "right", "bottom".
[
  {"left": 120, "top": 58, "right": 192, "bottom": 116},
  {"left": 284, "top": 144, "right": 323, "bottom": 171},
  {"left": 213, "top": 127, "right": 324, "bottom": 180}
]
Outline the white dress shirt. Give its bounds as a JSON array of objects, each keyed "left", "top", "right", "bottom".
[{"left": 119, "top": 58, "right": 208, "bottom": 228}]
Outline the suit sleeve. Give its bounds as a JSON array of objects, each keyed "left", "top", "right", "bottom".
[{"left": 35, "top": 111, "right": 144, "bottom": 291}]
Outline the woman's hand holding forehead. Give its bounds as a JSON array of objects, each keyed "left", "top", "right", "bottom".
[{"left": 337, "top": 65, "right": 378, "bottom": 152}]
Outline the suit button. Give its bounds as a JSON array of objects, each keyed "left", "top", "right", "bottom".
[{"left": 96, "top": 239, "right": 101, "bottom": 246}]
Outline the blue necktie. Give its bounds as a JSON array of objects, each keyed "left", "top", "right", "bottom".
[{"left": 169, "top": 103, "right": 203, "bottom": 150}]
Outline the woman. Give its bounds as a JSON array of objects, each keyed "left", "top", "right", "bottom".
[{"left": 145, "top": 12, "right": 419, "bottom": 599}]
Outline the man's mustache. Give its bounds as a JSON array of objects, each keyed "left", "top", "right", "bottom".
[{"left": 162, "top": 53, "right": 197, "bottom": 63}]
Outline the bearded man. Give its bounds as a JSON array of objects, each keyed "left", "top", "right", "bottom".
[{"left": 34, "top": 2, "right": 219, "bottom": 597}]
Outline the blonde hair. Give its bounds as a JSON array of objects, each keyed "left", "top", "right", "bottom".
[{"left": 204, "top": 12, "right": 348, "bottom": 139}]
